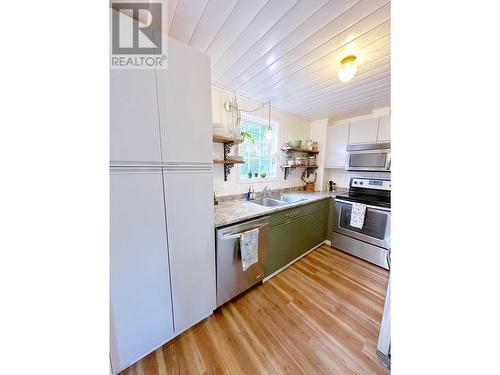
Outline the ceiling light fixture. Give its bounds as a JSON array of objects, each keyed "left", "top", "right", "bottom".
[{"left": 338, "top": 55, "right": 358, "bottom": 82}]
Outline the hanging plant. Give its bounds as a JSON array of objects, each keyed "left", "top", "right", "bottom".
[{"left": 241, "top": 131, "right": 255, "bottom": 143}]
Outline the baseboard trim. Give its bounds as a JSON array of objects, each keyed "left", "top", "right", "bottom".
[{"left": 263, "top": 240, "right": 328, "bottom": 282}]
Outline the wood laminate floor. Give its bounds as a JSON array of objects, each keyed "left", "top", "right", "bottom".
[{"left": 121, "top": 245, "right": 390, "bottom": 375}]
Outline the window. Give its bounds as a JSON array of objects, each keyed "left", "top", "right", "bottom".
[{"left": 239, "top": 116, "right": 278, "bottom": 181}]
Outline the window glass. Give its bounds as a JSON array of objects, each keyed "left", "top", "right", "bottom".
[{"left": 239, "top": 119, "right": 277, "bottom": 179}]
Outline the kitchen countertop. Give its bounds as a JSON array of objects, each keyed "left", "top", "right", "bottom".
[{"left": 214, "top": 191, "right": 343, "bottom": 228}]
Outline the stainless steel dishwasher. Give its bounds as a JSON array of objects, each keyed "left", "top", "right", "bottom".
[{"left": 216, "top": 216, "right": 269, "bottom": 307}]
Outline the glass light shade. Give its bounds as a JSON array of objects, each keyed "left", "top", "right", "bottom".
[
  {"left": 265, "top": 126, "right": 273, "bottom": 140},
  {"left": 338, "top": 55, "right": 357, "bottom": 82}
]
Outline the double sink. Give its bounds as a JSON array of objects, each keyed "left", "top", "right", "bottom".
[{"left": 250, "top": 194, "right": 307, "bottom": 207}]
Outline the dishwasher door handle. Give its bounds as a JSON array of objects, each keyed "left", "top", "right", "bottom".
[{"left": 222, "top": 224, "right": 268, "bottom": 240}]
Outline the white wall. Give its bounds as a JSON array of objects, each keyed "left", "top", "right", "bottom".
[
  {"left": 310, "top": 119, "right": 328, "bottom": 191},
  {"left": 323, "top": 169, "right": 391, "bottom": 190},
  {"left": 212, "top": 86, "right": 312, "bottom": 196}
]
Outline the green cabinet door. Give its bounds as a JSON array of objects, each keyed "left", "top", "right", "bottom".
[
  {"left": 290, "top": 208, "right": 329, "bottom": 260},
  {"left": 327, "top": 198, "right": 335, "bottom": 242},
  {"left": 290, "top": 213, "right": 315, "bottom": 259},
  {"left": 312, "top": 207, "right": 328, "bottom": 247},
  {"left": 266, "top": 199, "right": 331, "bottom": 277},
  {"left": 266, "top": 221, "right": 292, "bottom": 276}
]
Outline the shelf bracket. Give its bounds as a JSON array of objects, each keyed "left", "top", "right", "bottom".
[
  {"left": 285, "top": 149, "right": 294, "bottom": 159},
  {"left": 223, "top": 163, "right": 234, "bottom": 181},
  {"left": 223, "top": 141, "right": 234, "bottom": 160},
  {"left": 284, "top": 166, "right": 295, "bottom": 180}
]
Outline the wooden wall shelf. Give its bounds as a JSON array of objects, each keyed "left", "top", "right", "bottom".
[
  {"left": 213, "top": 135, "right": 243, "bottom": 144},
  {"left": 213, "top": 135, "right": 245, "bottom": 181},
  {"left": 281, "top": 164, "right": 318, "bottom": 169},
  {"left": 282, "top": 147, "right": 319, "bottom": 154},
  {"left": 214, "top": 159, "right": 245, "bottom": 165}
]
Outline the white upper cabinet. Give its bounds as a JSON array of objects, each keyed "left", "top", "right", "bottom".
[
  {"left": 110, "top": 69, "right": 162, "bottom": 165},
  {"left": 110, "top": 169, "right": 174, "bottom": 373},
  {"left": 377, "top": 115, "right": 391, "bottom": 142},
  {"left": 156, "top": 34, "right": 213, "bottom": 164},
  {"left": 324, "top": 122, "right": 349, "bottom": 168},
  {"left": 348, "top": 117, "right": 380, "bottom": 144}
]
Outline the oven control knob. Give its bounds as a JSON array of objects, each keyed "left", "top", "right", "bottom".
[
  {"left": 354, "top": 181, "right": 358, "bottom": 184},
  {"left": 359, "top": 181, "right": 364, "bottom": 185}
]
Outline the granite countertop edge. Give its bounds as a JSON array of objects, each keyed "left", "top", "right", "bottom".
[{"left": 214, "top": 191, "right": 343, "bottom": 228}]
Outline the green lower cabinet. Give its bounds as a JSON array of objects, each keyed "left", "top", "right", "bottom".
[
  {"left": 327, "top": 198, "right": 335, "bottom": 242},
  {"left": 266, "top": 200, "right": 330, "bottom": 277},
  {"left": 266, "top": 222, "right": 292, "bottom": 276}
]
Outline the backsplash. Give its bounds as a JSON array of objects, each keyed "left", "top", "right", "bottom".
[
  {"left": 212, "top": 86, "right": 312, "bottom": 196},
  {"left": 216, "top": 186, "right": 305, "bottom": 202},
  {"left": 323, "top": 168, "right": 391, "bottom": 190}
]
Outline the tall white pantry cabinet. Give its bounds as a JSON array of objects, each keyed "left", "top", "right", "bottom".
[{"left": 110, "top": 23, "right": 215, "bottom": 375}]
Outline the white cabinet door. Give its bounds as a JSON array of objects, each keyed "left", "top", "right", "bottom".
[
  {"left": 156, "top": 35, "right": 213, "bottom": 164},
  {"left": 377, "top": 115, "right": 391, "bottom": 142},
  {"left": 163, "top": 170, "right": 216, "bottom": 334},
  {"left": 348, "top": 117, "right": 380, "bottom": 144},
  {"left": 110, "top": 168, "right": 174, "bottom": 373},
  {"left": 110, "top": 64, "right": 161, "bottom": 165},
  {"left": 324, "top": 123, "right": 349, "bottom": 168}
]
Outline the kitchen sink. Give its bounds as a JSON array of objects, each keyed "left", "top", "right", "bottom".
[
  {"left": 250, "top": 194, "right": 307, "bottom": 207},
  {"left": 250, "top": 197, "right": 288, "bottom": 207},
  {"left": 270, "top": 194, "right": 307, "bottom": 204}
]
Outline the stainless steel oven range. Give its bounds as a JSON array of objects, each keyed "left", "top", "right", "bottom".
[{"left": 332, "top": 177, "right": 391, "bottom": 269}]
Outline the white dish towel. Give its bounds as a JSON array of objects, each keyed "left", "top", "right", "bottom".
[
  {"left": 240, "top": 228, "right": 259, "bottom": 271},
  {"left": 350, "top": 203, "right": 367, "bottom": 229}
]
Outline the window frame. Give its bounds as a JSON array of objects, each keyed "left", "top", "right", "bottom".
[{"left": 237, "top": 113, "right": 280, "bottom": 184}]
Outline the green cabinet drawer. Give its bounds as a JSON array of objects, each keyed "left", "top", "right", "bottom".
[
  {"left": 266, "top": 222, "right": 292, "bottom": 276},
  {"left": 269, "top": 198, "right": 330, "bottom": 227}
]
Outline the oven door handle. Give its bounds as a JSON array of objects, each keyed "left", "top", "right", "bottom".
[{"left": 335, "top": 198, "right": 391, "bottom": 212}]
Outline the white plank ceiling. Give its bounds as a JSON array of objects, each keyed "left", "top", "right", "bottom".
[{"left": 167, "top": 0, "right": 391, "bottom": 120}]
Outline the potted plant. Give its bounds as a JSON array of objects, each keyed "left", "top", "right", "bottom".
[{"left": 301, "top": 169, "right": 317, "bottom": 192}]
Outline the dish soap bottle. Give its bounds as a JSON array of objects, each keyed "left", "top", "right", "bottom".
[{"left": 247, "top": 186, "right": 252, "bottom": 200}]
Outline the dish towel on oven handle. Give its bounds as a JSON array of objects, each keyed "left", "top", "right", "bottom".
[
  {"left": 350, "top": 203, "right": 367, "bottom": 229},
  {"left": 240, "top": 228, "right": 259, "bottom": 271}
]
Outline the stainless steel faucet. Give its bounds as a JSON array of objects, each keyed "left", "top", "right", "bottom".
[{"left": 262, "top": 186, "right": 271, "bottom": 197}]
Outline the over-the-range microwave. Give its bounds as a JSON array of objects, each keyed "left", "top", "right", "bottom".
[{"left": 345, "top": 142, "right": 391, "bottom": 172}]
